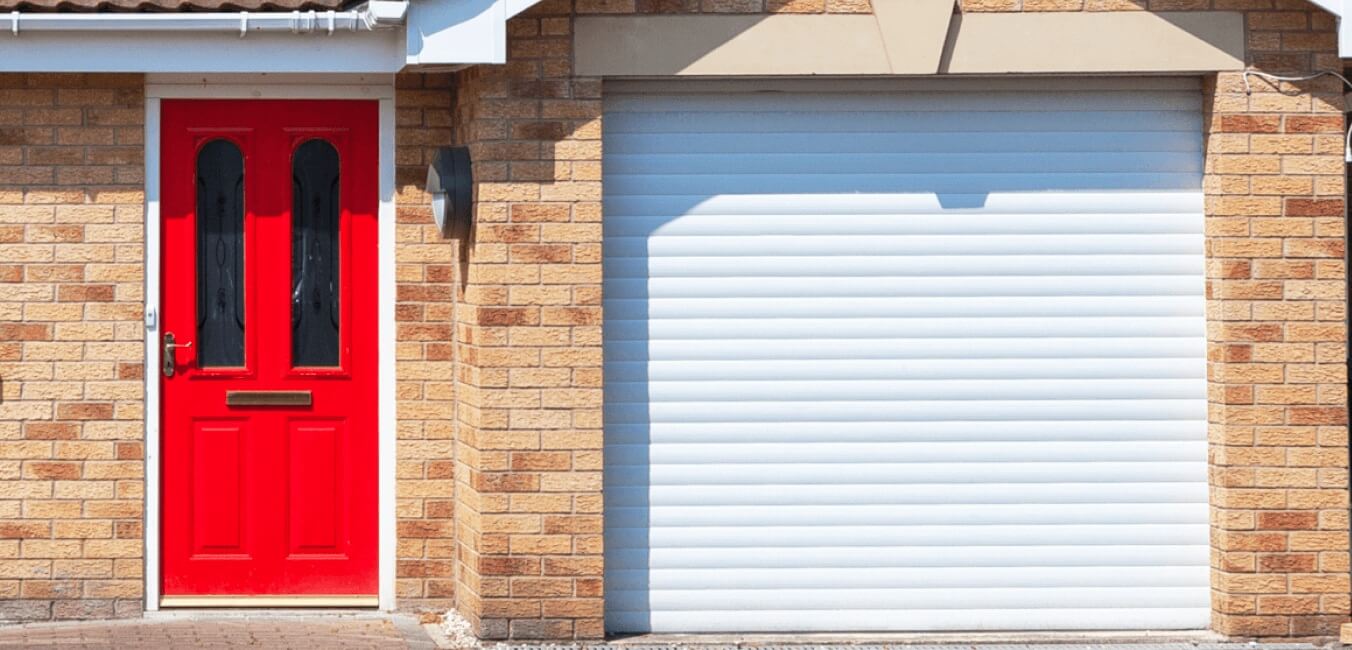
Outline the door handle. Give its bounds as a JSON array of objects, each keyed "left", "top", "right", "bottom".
[{"left": 163, "top": 332, "right": 192, "bottom": 378}]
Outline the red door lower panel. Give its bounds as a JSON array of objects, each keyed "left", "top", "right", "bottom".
[{"left": 160, "top": 100, "right": 378, "bottom": 596}]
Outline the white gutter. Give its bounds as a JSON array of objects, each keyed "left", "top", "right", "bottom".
[{"left": 0, "top": 0, "right": 406, "bottom": 34}]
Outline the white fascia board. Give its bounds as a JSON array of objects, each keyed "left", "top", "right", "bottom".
[
  {"left": 0, "top": 31, "right": 405, "bottom": 72},
  {"left": 405, "top": 0, "right": 506, "bottom": 65}
]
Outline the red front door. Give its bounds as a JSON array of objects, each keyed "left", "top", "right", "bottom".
[{"left": 160, "top": 100, "right": 378, "bottom": 597}]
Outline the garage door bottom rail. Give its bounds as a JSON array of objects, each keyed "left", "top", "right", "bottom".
[{"left": 520, "top": 644, "right": 1322, "bottom": 650}]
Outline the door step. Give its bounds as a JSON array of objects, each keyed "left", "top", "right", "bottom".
[{"left": 159, "top": 595, "right": 378, "bottom": 608}]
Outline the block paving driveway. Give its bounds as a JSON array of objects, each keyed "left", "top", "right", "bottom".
[
  {"left": 0, "top": 613, "right": 437, "bottom": 648},
  {"left": 0, "top": 617, "right": 1338, "bottom": 650}
]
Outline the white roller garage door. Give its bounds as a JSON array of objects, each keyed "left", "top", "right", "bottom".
[{"left": 601, "top": 78, "right": 1209, "bottom": 633}]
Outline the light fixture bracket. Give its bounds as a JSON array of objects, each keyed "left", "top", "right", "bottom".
[{"left": 427, "top": 146, "right": 473, "bottom": 241}]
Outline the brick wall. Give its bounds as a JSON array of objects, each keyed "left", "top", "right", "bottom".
[
  {"left": 0, "top": 0, "right": 1343, "bottom": 639},
  {"left": 957, "top": 0, "right": 1351, "bottom": 638},
  {"left": 448, "top": 20, "right": 608, "bottom": 635},
  {"left": 0, "top": 73, "right": 145, "bottom": 623},
  {"left": 0, "top": 71, "right": 466, "bottom": 624},
  {"left": 0, "top": 71, "right": 471, "bottom": 623},
  {"left": 1201, "top": 6, "right": 1350, "bottom": 639},
  {"left": 443, "top": 0, "right": 1352, "bottom": 641},
  {"left": 929, "top": 0, "right": 1352, "bottom": 636},
  {"left": 393, "top": 72, "right": 462, "bottom": 614},
  {"left": 441, "top": 0, "right": 891, "bottom": 641}
]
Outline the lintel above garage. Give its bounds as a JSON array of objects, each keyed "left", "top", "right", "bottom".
[{"left": 576, "top": 2, "right": 1246, "bottom": 77}]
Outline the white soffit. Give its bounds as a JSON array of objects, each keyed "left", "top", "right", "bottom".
[{"left": 405, "top": 0, "right": 503, "bottom": 67}]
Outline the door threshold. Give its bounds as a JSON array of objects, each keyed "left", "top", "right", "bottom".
[
  {"left": 159, "top": 595, "right": 378, "bottom": 608},
  {"left": 145, "top": 609, "right": 388, "bottom": 621}
]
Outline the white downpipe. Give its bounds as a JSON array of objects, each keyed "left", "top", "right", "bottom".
[{"left": 1, "top": 0, "right": 406, "bottom": 34}]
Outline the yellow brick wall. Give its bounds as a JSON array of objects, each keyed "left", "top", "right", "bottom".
[
  {"left": 448, "top": 33, "right": 608, "bottom": 637},
  {"left": 393, "top": 72, "right": 461, "bottom": 613},
  {"left": 956, "top": 0, "right": 1350, "bottom": 638},
  {"left": 442, "top": 0, "right": 1352, "bottom": 641},
  {"left": 0, "top": 73, "right": 146, "bottom": 622},
  {"left": 1201, "top": 5, "right": 1350, "bottom": 636},
  {"left": 442, "top": 0, "right": 877, "bottom": 641},
  {"left": 0, "top": 1, "right": 1345, "bottom": 639},
  {"left": 0, "top": 72, "right": 467, "bottom": 623}
]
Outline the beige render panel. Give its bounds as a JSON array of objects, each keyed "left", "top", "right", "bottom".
[
  {"left": 575, "top": 0, "right": 955, "bottom": 77},
  {"left": 942, "top": 11, "right": 1244, "bottom": 74},
  {"left": 575, "top": 9, "right": 1243, "bottom": 77},
  {"left": 874, "top": 0, "right": 955, "bottom": 74},
  {"left": 576, "top": 15, "right": 894, "bottom": 76}
]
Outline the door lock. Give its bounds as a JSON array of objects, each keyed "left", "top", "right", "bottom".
[{"left": 163, "top": 332, "right": 192, "bottom": 378}]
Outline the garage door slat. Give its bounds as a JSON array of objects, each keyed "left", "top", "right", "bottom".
[
  {"left": 607, "top": 546, "right": 1209, "bottom": 572},
  {"left": 606, "top": 484, "right": 1207, "bottom": 506},
  {"left": 605, "top": 566, "right": 1208, "bottom": 590},
  {"left": 608, "top": 420, "right": 1204, "bottom": 444},
  {"left": 607, "top": 610, "right": 1210, "bottom": 633}
]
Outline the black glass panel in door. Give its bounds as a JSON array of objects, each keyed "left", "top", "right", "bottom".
[
  {"left": 291, "top": 139, "right": 341, "bottom": 367},
  {"left": 195, "top": 139, "right": 246, "bottom": 368}
]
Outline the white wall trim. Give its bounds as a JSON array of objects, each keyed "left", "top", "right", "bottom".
[
  {"left": 142, "top": 95, "right": 162, "bottom": 614},
  {"left": 142, "top": 74, "right": 399, "bottom": 612},
  {"left": 376, "top": 95, "right": 397, "bottom": 613}
]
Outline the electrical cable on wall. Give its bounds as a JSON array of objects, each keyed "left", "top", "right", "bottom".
[{"left": 1242, "top": 69, "right": 1352, "bottom": 162}]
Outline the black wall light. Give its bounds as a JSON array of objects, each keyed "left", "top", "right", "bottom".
[{"left": 427, "top": 146, "right": 473, "bottom": 240}]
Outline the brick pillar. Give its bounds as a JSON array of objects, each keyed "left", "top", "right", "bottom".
[
  {"left": 393, "top": 72, "right": 461, "bottom": 612},
  {"left": 451, "top": 2, "right": 606, "bottom": 639},
  {"left": 1203, "top": 8, "right": 1351, "bottom": 636}
]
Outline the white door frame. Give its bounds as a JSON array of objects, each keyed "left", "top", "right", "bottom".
[{"left": 142, "top": 74, "right": 398, "bottom": 611}]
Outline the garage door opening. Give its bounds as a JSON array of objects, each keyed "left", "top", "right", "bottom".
[{"left": 600, "top": 78, "right": 1210, "bottom": 634}]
